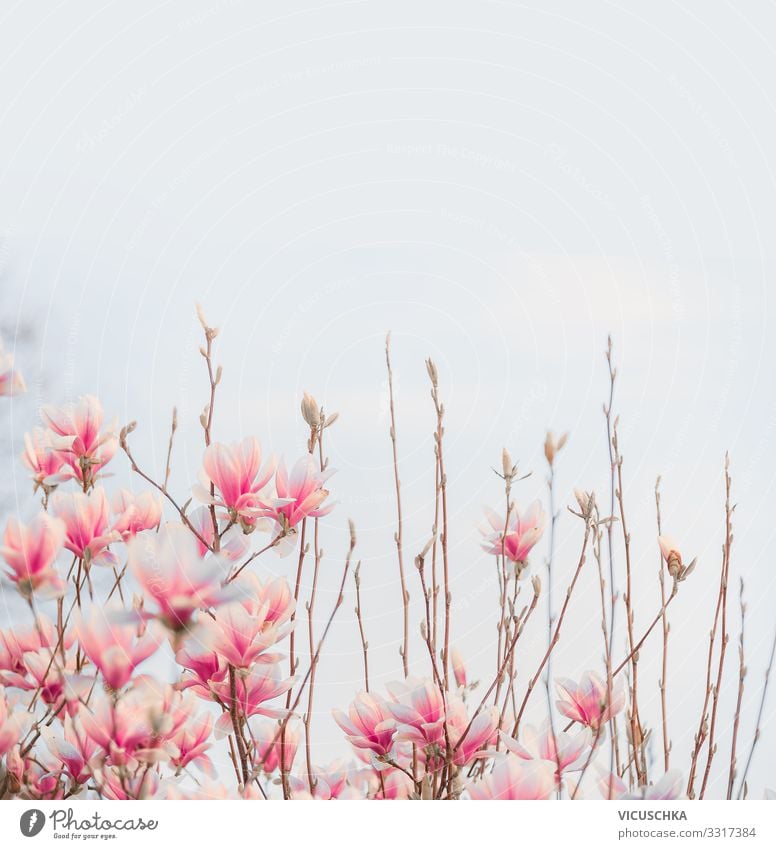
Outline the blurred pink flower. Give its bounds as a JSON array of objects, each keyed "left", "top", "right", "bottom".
[
  {"left": 40, "top": 395, "right": 117, "bottom": 486},
  {"left": 600, "top": 770, "right": 685, "bottom": 800},
  {"left": 128, "top": 523, "right": 234, "bottom": 632},
  {"left": 111, "top": 489, "right": 162, "bottom": 540},
  {"left": 189, "top": 506, "right": 248, "bottom": 561},
  {"left": 0, "top": 686, "right": 31, "bottom": 755},
  {"left": 168, "top": 704, "right": 214, "bottom": 777},
  {"left": 468, "top": 756, "right": 556, "bottom": 800},
  {"left": 333, "top": 692, "right": 396, "bottom": 759},
  {"left": 52, "top": 488, "right": 120, "bottom": 567},
  {"left": 481, "top": 500, "right": 547, "bottom": 567},
  {"left": 194, "top": 437, "right": 275, "bottom": 525},
  {"left": 213, "top": 664, "right": 294, "bottom": 736},
  {"left": 555, "top": 672, "right": 625, "bottom": 730},
  {"left": 41, "top": 716, "right": 96, "bottom": 786},
  {"left": 289, "top": 760, "right": 349, "bottom": 800},
  {"left": 500, "top": 722, "right": 592, "bottom": 778},
  {"left": 252, "top": 719, "right": 300, "bottom": 774},
  {"left": 79, "top": 677, "right": 184, "bottom": 767},
  {"left": 0, "top": 339, "right": 25, "bottom": 397},
  {"left": 1, "top": 513, "right": 66, "bottom": 598},
  {"left": 75, "top": 603, "right": 162, "bottom": 690},
  {"left": 22, "top": 428, "right": 72, "bottom": 491}
]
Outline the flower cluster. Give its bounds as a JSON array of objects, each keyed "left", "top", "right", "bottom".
[{"left": 0, "top": 314, "right": 741, "bottom": 802}]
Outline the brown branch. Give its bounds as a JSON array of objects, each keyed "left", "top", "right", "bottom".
[
  {"left": 385, "top": 333, "right": 410, "bottom": 677},
  {"left": 727, "top": 577, "right": 746, "bottom": 799}
]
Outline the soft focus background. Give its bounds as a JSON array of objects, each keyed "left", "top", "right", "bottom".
[{"left": 1, "top": 0, "right": 775, "bottom": 798}]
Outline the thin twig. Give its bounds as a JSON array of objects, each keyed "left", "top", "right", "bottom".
[{"left": 385, "top": 333, "right": 410, "bottom": 677}]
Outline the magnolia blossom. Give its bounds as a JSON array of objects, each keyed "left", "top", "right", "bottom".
[
  {"left": 40, "top": 395, "right": 117, "bottom": 486},
  {"left": 0, "top": 686, "right": 31, "bottom": 755},
  {"left": 272, "top": 456, "right": 334, "bottom": 531},
  {"left": 128, "top": 523, "right": 235, "bottom": 632},
  {"left": 481, "top": 500, "right": 547, "bottom": 570},
  {"left": 79, "top": 677, "right": 187, "bottom": 767},
  {"left": 194, "top": 437, "right": 275, "bottom": 524},
  {"left": 600, "top": 770, "right": 685, "bottom": 800},
  {"left": 658, "top": 535, "right": 696, "bottom": 582},
  {"left": 0, "top": 339, "right": 25, "bottom": 396},
  {"left": 75, "top": 604, "right": 161, "bottom": 690},
  {"left": 555, "top": 672, "right": 625, "bottom": 730},
  {"left": 212, "top": 664, "right": 294, "bottom": 737},
  {"left": 1, "top": 513, "right": 66, "bottom": 598},
  {"left": 189, "top": 506, "right": 248, "bottom": 561},
  {"left": 333, "top": 692, "right": 396, "bottom": 759},
  {"left": 196, "top": 598, "right": 291, "bottom": 670},
  {"left": 111, "top": 490, "right": 162, "bottom": 540},
  {"left": 386, "top": 678, "right": 446, "bottom": 749},
  {"left": 451, "top": 647, "right": 467, "bottom": 689},
  {"left": 447, "top": 701, "right": 500, "bottom": 767},
  {"left": 252, "top": 719, "right": 301, "bottom": 774},
  {"left": 168, "top": 705, "right": 214, "bottom": 776},
  {"left": 289, "top": 760, "right": 349, "bottom": 800},
  {"left": 176, "top": 645, "right": 228, "bottom": 700},
  {"left": 41, "top": 716, "right": 97, "bottom": 786},
  {"left": 22, "top": 428, "right": 72, "bottom": 491},
  {"left": 52, "top": 488, "right": 120, "bottom": 567},
  {"left": 468, "top": 756, "right": 556, "bottom": 800},
  {"left": 500, "top": 722, "right": 592, "bottom": 778}
]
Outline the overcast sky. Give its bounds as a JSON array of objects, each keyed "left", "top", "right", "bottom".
[{"left": 1, "top": 0, "right": 775, "bottom": 798}]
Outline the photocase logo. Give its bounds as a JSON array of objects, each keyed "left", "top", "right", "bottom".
[{"left": 20, "top": 809, "right": 46, "bottom": 837}]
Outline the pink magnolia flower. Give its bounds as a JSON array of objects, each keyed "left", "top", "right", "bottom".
[
  {"left": 168, "top": 705, "right": 214, "bottom": 777},
  {"left": 75, "top": 603, "right": 161, "bottom": 690},
  {"left": 600, "top": 770, "right": 685, "bottom": 800},
  {"left": 40, "top": 395, "right": 117, "bottom": 486},
  {"left": 0, "top": 618, "right": 67, "bottom": 689},
  {"left": 41, "top": 716, "right": 97, "bottom": 786},
  {"left": 128, "top": 523, "right": 235, "bottom": 632},
  {"left": 252, "top": 719, "right": 301, "bottom": 774},
  {"left": 0, "top": 686, "right": 31, "bottom": 756},
  {"left": 555, "top": 672, "right": 625, "bottom": 730},
  {"left": 467, "top": 756, "right": 556, "bottom": 800},
  {"left": 213, "top": 664, "right": 294, "bottom": 737},
  {"left": 195, "top": 598, "right": 291, "bottom": 670},
  {"left": 386, "top": 678, "right": 446, "bottom": 749},
  {"left": 194, "top": 437, "right": 275, "bottom": 525},
  {"left": 79, "top": 677, "right": 183, "bottom": 767},
  {"left": 289, "top": 760, "right": 349, "bottom": 800},
  {"left": 500, "top": 722, "right": 592, "bottom": 777},
  {"left": 333, "top": 692, "right": 396, "bottom": 759},
  {"left": 52, "top": 488, "right": 120, "bottom": 567},
  {"left": 111, "top": 489, "right": 162, "bottom": 540},
  {"left": 253, "top": 575, "right": 296, "bottom": 626},
  {"left": 1, "top": 513, "right": 66, "bottom": 598},
  {"left": 22, "top": 428, "right": 71, "bottom": 491},
  {"left": 189, "top": 506, "right": 248, "bottom": 561},
  {"left": 0, "top": 339, "right": 25, "bottom": 397},
  {"left": 481, "top": 500, "right": 547, "bottom": 568},
  {"left": 448, "top": 701, "right": 499, "bottom": 767},
  {"left": 451, "top": 647, "right": 467, "bottom": 689},
  {"left": 658, "top": 535, "right": 696, "bottom": 582},
  {"left": 176, "top": 645, "right": 228, "bottom": 700},
  {"left": 272, "top": 456, "right": 334, "bottom": 531}
]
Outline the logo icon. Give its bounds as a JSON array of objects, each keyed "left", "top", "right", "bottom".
[{"left": 20, "top": 810, "right": 45, "bottom": 837}]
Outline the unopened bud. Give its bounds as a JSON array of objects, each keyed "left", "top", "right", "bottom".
[
  {"left": 301, "top": 392, "right": 320, "bottom": 429},
  {"left": 532, "top": 574, "right": 542, "bottom": 596},
  {"left": 502, "top": 447, "right": 513, "bottom": 478}
]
